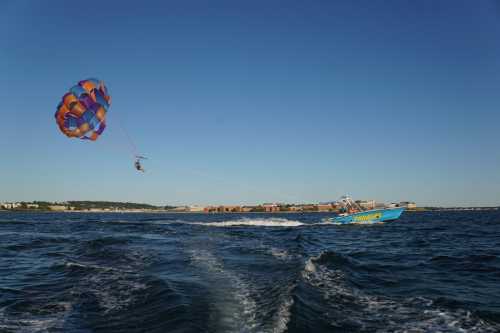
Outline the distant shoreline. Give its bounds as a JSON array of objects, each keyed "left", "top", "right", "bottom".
[{"left": 1, "top": 208, "right": 498, "bottom": 214}]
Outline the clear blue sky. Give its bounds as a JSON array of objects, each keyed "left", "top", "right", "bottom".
[{"left": 1, "top": 0, "right": 499, "bottom": 207}]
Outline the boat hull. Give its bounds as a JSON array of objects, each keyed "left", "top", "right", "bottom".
[{"left": 332, "top": 207, "right": 405, "bottom": 224}]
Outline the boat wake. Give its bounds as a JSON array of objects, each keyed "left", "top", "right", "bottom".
[
  {"left": 190, "top": 217, "right": 305, "bottom": 228},
  {"left": 186, "top": 243, "right": 300, "bottom": 333},
  {"left": 188, "top": 248, "right": 259, "bottom": 332}
]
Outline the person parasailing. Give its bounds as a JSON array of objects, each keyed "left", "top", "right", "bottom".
[
  {"left": 134, "top": 155, "right": 147, "bottom": 172},
  {"left": 55, "top": 78, "right": 150, "bottom": 173}
]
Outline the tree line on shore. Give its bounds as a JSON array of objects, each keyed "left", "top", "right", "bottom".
[{"left": 0, "top": 201, "right": 175, "bottom": 211}]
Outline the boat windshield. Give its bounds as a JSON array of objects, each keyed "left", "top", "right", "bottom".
[{"left": 337, "top": 196, "right": 365, "bottom": 213}]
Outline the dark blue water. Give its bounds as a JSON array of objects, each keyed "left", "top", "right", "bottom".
[{"left": 1, "top": 211, "right": 500, "bottom": 332}]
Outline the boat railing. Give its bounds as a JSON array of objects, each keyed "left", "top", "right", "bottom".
[{"left": 337, "top": 196, "right": 366, "bottom": 213}]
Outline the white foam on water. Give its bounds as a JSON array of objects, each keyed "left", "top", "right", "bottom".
[
  {"left": 320, "top": 217, "right": 385, "bottom": 225},
  {"left": 189, "top": 246, "right": 299, "bottom": 333},
  {"left": 63, "top": 253, "right": 149, "bottom": 314},
  {"left": 0, "top": 302, "right": 73, "bottom": 333},
  {"left": 304, "top": 257, "right": 317, "bottom": 273},
  {"left": 65, "top": 261, "right": 87, "bottom": 269},
  {"left": 269, "top": 247, "right": 295, "bottom": 261},
  {"left": 85, "top": 273, "right": 148, "bottom": 314},
  {"left": 108, "top": 217, "right": 344, "bottom": 228},
  {"left": 259, "top": 245, "right": 299, "bottom": 332},
  {"left": 271, "top": 284, "right": 295, "bottom": 333},
  {"left": 189, "top": 249, "right": 259, "bottom": 332},
  {"left": 64, "top": 260, "right": 134, "bottom": 274},
  {"left": 301, "top": 254, "right": 499, "bottom": 332},
  {"left": 190, "top": 218, "right": 304, "bottom": 228},
  {"left": 351, "top": 221, "right": 385, "bottom": 225}
]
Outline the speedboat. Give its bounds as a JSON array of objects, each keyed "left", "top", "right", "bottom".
[{"left": 330, "top": 196, "right": 405, "bottom": 224}]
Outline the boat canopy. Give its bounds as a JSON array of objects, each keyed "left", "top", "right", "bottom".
[{"left": 336, "top": 195, "right": 365, "bottom": 213}]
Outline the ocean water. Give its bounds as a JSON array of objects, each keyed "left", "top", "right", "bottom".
[{"left": 0, "top": 211, "right": 499, "bottom": 333}]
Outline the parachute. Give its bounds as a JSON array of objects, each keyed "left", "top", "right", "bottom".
[{"left": 55, "top": 78, "right": 111, "bottom": 141}]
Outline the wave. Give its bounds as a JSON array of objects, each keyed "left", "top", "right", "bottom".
[
  {"left": 269, "top": 247, "right": 296, "bottom": 261},
  {"left": 429, "top": 254, "right": 500, "bottom": 273},
  {"left": 0, "top": 304, "right": 72, "bottom": 333},
  {"left": 48, "top": 259, "right": 148, "bottom": 315},
  {"left": 60, "top": 260, "right": 124, "bottom": 274},
  {"left": 0, "top": 283, "right": 73, "bottom": 333},
  {"left": 3, "top": 236, "right": 73, "bottom": 252},
  {"left": 50, "top": 257, "right": 192, "bottom": 332},
  {"left": 84, "top": 236, "right": 130, "bottom": 248},
  {"left": 300, "top": 251, "right": 499, "bottom": 332}
]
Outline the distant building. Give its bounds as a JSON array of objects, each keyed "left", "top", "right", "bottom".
[
  {"left": 278, "top": 205, "right": 296, "bottom": 212},
  {"left": 300, "top": 205, "right": 317, "bottom": 212},
  {"left": 219, "top": 206, "right": 241, "bottom": 213},
  {"left": 356, "top": 200, "right": 375, "bottom": 210},
  {"left": 1, "top": 202, "right": 21, "bottom": 209},
  {"left": 188, "top": 206, "right": 205, "bottom": 212},
  {"left": 170, "top": 206, "right": 189, "bottom": 212},
  {"left": 1, "top": 202, "right": 39, "bottom": 210},
  {"left": 399, "top": 202, "right": 417, "bottom": 210},
  {"left": 49, "top": 205, "right": 67, "bottom": 211},
  {"left": 262, "top": 204, "right": 279, "bottom": 212},
  {"left": 203, "top": 206, "right": 216, "bottom": 213},
  {"left": 204, "top": 205, "right": 241, "bottom": 213},
  {"left": 316, "top": 204, "right": 333, "bottom": 212}
]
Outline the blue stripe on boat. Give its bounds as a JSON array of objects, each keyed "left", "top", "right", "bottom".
[{"left": 332, "top": 207, "right": 405, "bottom": 224}]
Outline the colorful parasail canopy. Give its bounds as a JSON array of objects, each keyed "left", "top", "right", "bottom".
[{"left": 55, "top": 78, "right": 111, "bottom": 141}]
